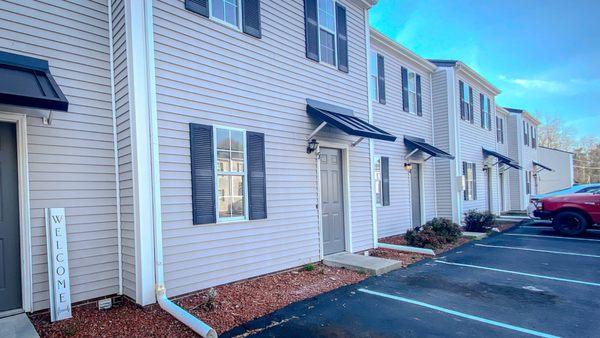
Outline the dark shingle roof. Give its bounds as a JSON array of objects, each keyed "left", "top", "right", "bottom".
[
  {"left": 428, "top": 59, "right": 459, "bottom": 67},
  {"left": 505, "top": 107, "right": 524, "bottom": 114}
]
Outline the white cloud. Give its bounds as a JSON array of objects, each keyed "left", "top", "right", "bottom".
[{"left": 499, "top": 75, "right": 600, "bottom": 95}]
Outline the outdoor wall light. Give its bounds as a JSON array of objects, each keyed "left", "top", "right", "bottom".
[
  {"left": 404, "top": 162, "right": 413, "bottom": 172},
  {"left": 483, "top": 164, "right": 490, "bottom": 171},
  {"left": 307, "top": 139, "right": 319, "bottom": 154}
]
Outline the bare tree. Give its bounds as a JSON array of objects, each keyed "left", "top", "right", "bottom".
[{"left": 536, "top": 113, "right": 575, "bottom": 151}]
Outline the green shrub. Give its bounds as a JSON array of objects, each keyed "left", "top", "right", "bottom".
[
  {"left": 405, "top": 218, "right": 461, "bottom": 249},
  {"left": 304, "top": 263, "right": 315, "bottom": 271},
  {"left": 463, "top": 210, "right": 496, "bottom": 232}
]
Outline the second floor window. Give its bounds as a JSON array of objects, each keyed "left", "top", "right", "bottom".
[
  {"left": 481, "top": 94, "right": 491, "bottom": 130},
  {"left": 369, "top": 51, "right": 379, "bottom": 102},
  {"left": 408, "top": 71, "right": 417, "bottom": 113},
  {"left": 531, "top": 126, "right": 537, "bottom": 148},
  {"left": 211, "top": 0, "right": 240, "bottom": 28},
  {"left": 459, "top": 81, "right": 473, "bottom": 123},
  {"left": 318, "top": 0, "right": 337, "bottom": 66},
  {"left": 496, "top": 116, "right": 504, "bottom": 143},
  {"left": 523, "top": 121, "right": 529, "bottom": 146}
]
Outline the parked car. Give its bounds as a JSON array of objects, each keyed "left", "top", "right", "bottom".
[
  {"left": 533, "top": 190, "right": 600, "bottom": 235},
  {"left": 527, "top": 183, "right": 600, "bottom": 218}
]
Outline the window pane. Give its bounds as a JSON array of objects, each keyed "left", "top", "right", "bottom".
[
  {"left": 462, "top": 83, "right": 469, "bottom": 101},
  {"left": 370, "top": 76, "right": 378, "bottom": 102},
  {"left": 408, "top": 72, "right": 416, "bottom": 91},
  {"left": 217, "top": 128, "right": 230, "bottom": 150},
  {"left": 217, "top": 151, "right": 230, "bottom": 171},
  {"left": 230, "top": 130, "right": 243, "bottom": 151},
  {"left": 231, "top": 196, "right": 244, "bottom": 217},
  {"left": 409, "top": 93, "right": 416, "bottom": 113},
  {"left": 219, "top": 196, "right": 231, "bottom": 218},
  {"left": 232, "top": 175, "right": 244, "bottom": 196},
  {"left": 319, "top": 30, "right": 336, "bottom": 66},
  {"left": 231, "top": 151, "right": 244, "bottom": 172},
  {"left": 318, "top": 0, "right": 335, "bottom": 31},
  {"left": 370, "top": 51, "right": 378, "bottom": 76},
  {"left": 224, "top": 0, "right": 238, "bottom": 26},
  {"left": 374, "top": 158, "right": 382, "bottom": 205},
  {"left": 217, "top": 175, "right": 231, "bottom": 198},
  {"left": 211, "top": 0, "right": 225, "bottom": 21}
]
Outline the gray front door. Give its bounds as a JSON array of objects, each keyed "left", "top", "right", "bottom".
[
  {"left": 320, "top": 148, "right": 345, "bottom": 255},
  {"left": 0, "top": 122, "right": 21, "bottom": 312},
  {"left": 410, "top": 163, "right": 422, "bottom": 227}
]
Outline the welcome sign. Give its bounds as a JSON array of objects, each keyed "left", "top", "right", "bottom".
[{"left": 45, "top": 208, "right": 72, "bottom": 321}]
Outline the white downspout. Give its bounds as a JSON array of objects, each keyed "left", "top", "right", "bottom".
[
  {"left": 107, "top": 0, "right": 123, "bottom": 296},
  {"left": 140, "top": 1, "right": 217, "bottom": 337}
]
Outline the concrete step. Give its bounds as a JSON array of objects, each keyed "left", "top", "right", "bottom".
[
  {"left": 0, "top": 313, "right": 39, "bottom": 338},
  {"left": 323, "top": 252, "right": 403, "bottom": 276}
]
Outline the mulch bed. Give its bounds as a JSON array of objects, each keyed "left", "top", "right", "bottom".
[{"left": 30, "top": 264, "right": 366, "bottom": 337}]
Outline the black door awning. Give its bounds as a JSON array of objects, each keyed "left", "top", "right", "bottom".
[
  {"left": 533, "top": 161, "right": 553, "bottom": 172},
  {"left": 404, "top": 136, "right": 454, "bottom": 159},
  {"left": 483, "top": 148, "right": 520, "bottom": 169},
  {"left": 306, "top": 99, "right": 396, "bottom": 142},
  {"left": 0, "top": 51, "right": 68, "bottom": 111}
]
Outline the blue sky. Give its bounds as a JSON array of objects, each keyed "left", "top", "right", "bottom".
[{"left": 370, "top": 0, "right": 600, "bottom": 140}]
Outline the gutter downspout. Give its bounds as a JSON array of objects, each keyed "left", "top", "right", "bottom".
[{"left": 140, "top": 1, "right": 217, "bottom": 337}]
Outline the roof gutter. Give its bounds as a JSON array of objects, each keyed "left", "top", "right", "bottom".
[{"left": 137, "top": 1, "right": 217, "bottom": 336}]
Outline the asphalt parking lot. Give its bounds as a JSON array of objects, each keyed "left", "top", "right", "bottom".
[{"left": 223, "top": 222, "right": 600, "bottom": 338}]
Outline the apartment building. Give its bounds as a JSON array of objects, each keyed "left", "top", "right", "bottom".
[
  {"left": 537, "top": 146, "right": 573, "bottom": 194},
  {"left": 505, "top": 108, "right": 548, "bottom": 210},
  {"left": 429, "top": 60, "right": 507, "bottom": 222},
  {"left": 0, "top": 0, "right": 399, "bottom": 315},
  {"left": 369, "top": 29, "right": 452, "bottom": 237},
  {"left": 494, "top": 106, "right": 515, "bottom": 212}
]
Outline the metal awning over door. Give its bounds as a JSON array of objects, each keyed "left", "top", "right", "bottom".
[
  {"left": 0, "top": 51, "right": 69, "bottom": 113},
  {"left": 306, "top": 99, "right": 396, "bottom": 144},
  {"left": 482, "top": 148, "right": 521, "bottom": 169},
  {"left": 404, "top": 136, "right": 454, "bottom": 161}
]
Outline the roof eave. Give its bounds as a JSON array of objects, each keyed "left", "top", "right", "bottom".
[
  {"left": 454, "top": 62, "right": 501, "bottom": 96},
  {"left": 370, "top": 29, "right": 437, "bottom": 73}
]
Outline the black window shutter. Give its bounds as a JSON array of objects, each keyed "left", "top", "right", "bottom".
[
  {"left": 487, "top": 98, "right": 492, "bottom": 130},
  {"left": 304, "top": 0, "right": 319, "bottom": 61},
  {"left": 469, "top": 86, "right": 474, "bottom": 123},
  {"left": 185, "top": 0, "right": 209, "bottom": 17},
  {"left": 416, "top": 74, "right": 422, "bottom": 116},
  {"left": 189, "top": 123, "right": 216, "bottom": 225},
  {"left": 463, "top": 162, "right": 468, "bottom": 200},
  {"left": 459, "top": 80, "right": 465, "bottom": 120},
  {"left": 479, "top": 93, "right": 485, "bottom": 128},
  {"left": 401, "top": 67, "right": 409, "bottom": 112},
  {"left": 241, "top": 0, "right": 261, "bottom": 38},
  {"left": 335, "top": 3, "right": 348, "bottom": 73},
  {"left": 472, "top": 163, "right": 477, "bottom": 200},
  {"left": 381, "top": 157, "right": 390, "bottom": 206},
  {"left": 247, "top": 131, "right": 267, "bottom": 220},
  {"left": 377, "top": 53, "right": 386, "bottom": 104}
]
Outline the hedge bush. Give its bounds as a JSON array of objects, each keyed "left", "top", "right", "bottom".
[
  {"left": 405, "top": 218, "right": 462, "bottom": 249},
  {"left": 463, "top": 210, "right": 496, "bottom": 232}
]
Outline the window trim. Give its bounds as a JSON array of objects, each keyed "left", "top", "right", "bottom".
[
  {"left": 460, "top": 81, "right": 472, "bottom": 122},
  {"left": 496, "top": 116, "right": 504, "bottom": 144},
  {"left": 374, "top": 155, "right": 383, "bottom": 207},
  {"left": 481, "top": 94, "right": 491, "bottom": 130},
  {"left": 316, "top": 0, "right": 338, "bottom": 68},
  {"left": 209, "top": 0, "right": 243, "bottom": 31},
  {"left": 213, "top": 125, "right": 249, "bottom": 223}
]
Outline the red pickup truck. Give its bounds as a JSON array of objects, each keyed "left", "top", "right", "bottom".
[{"left": 533, "top": 192, "right": 600, "bottom": 235}]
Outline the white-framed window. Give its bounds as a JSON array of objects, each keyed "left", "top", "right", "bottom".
[
  {"left": 209, "top": 0, "right": 241, "bottom": 29},
  {"left": 215, "top": 126, "right": 247, "bottom": 222},
  {"left": 461, "top": 81, "right": 472, "bottom": 121},
  {"left": 526, "top": 170, "right": 532, "bottom": 194},
  {"left": 408, "top": 70, "right": 418, "bottom": 114},
  {"left": 374, "top": 155, "right": 383, "bottom": 206},
  {"left": 369, "top": 51, "right": 379, "bottom": 102},
  {"left": 481, "top": 94, "right": 490, "bottom": 129},
  {"left": 317, "top": 0, "right": 337, "bottom": 66},
  {"left": 523, "top": 121, "right": 529, "bottom": 146},
  {"left": 463, "top": 162, "right": 476, "bottom": 201},
  {"left": 496, "top": 116, "right": 504, "bottom": 143}
]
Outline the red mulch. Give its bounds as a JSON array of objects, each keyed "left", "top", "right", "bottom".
[
  {"left": 369, "top": 248, "right": 427, "bottom": 266},
  {"left": 30, "top": 264, "right": 366, "bottom": 337}
]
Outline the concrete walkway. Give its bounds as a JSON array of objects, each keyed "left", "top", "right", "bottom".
[
  {"left": 0, "top": 313, "right": 39, "bottom": 338},
  {"left": 323, "top": 252, "right": 403, "bottom": 275}
]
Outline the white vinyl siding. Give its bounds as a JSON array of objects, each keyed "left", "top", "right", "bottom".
[
  {"left": 0, "top": 0, "right": 120, "bottom": 310},
  {"left": 152, "top": 0, "right": 372, "bottom": 297},
  {"left": 370, "top": 41, "right": 436, "bottom": 238}
]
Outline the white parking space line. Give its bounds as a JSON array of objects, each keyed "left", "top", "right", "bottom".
[
  {"left": 505, "top": 233, "right": 600, "bottom": 242},
  {"left": 519, "top": 225, "right": 600, "bottom": 233},
  {"left": 357, "top": 288, "right": 560, "bottom": 338},
  {"left": 435, "top": 260, "right": 600, "bottom": 287},
  {"left": 475, "top": 244, "right": 600, "bottom": 258}
]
